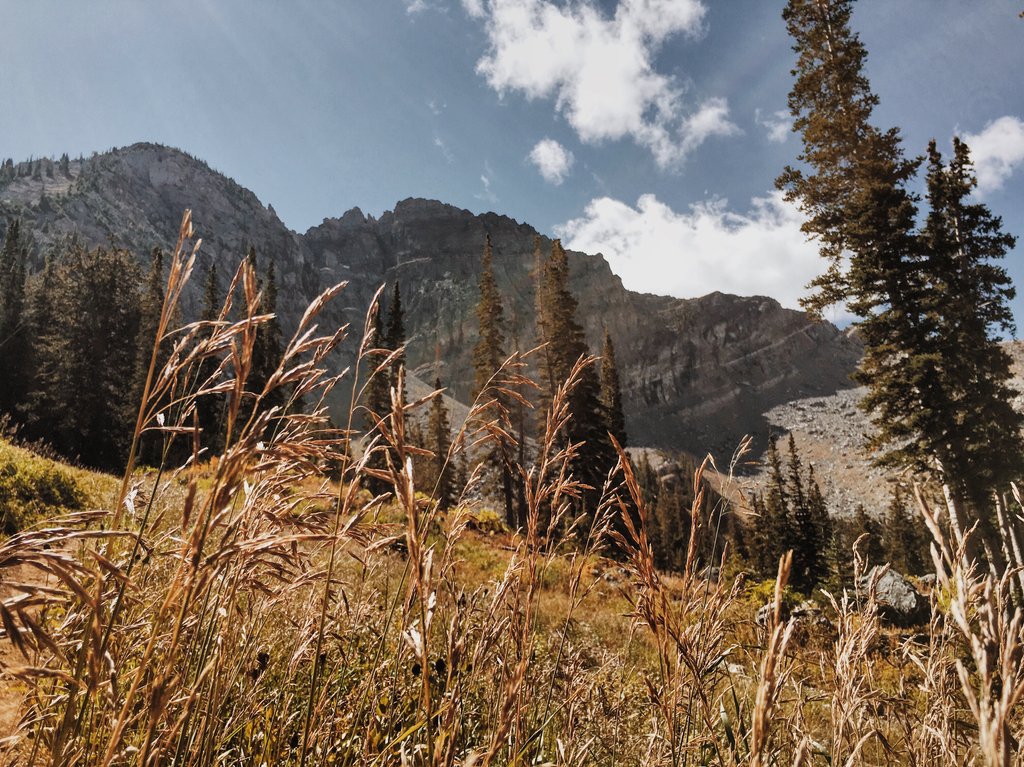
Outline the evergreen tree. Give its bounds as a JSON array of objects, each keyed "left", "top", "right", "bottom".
[
  {"left": 850, "top": 505, "right": 886, "bottom": 569},
  {"left": 652, "top": 479, "right": 687, "bottom": 572},
  {"left": 59, "top": 153, "right": 71, "bottom": 178},
  {"left": 779, "top": 0, "right": 1023, "bottom": 546},
  {"left": 426, "top": 378, "right": 456, "bottom": 511},
  {"left": 882, "top": 488, "right": 929, "bottom": 576},
  {"left": 31, "top": 244, "right": 141, "bottom": 469},
  {"left": 915, "top": 138, "right": 1023, "bottom": 508},
  {"left": 600, "top": 328, "right": 627, "bottom": 448},
  {"left": 23, "top": 254, "right": 59, "bottom": 439},
  {"left": 471, "top": 234, "right": 516, "bottom": 526},
  {"left": 363, "top": 297, "right": 393, "bottom": 497},
  {"left": 384, "top": 280, "right": 406, "bottom": 406},
  {"left": 364, "top": 297, "right": 392, "bottom": 428},
  {"left": 248, "top": 250, "right": 284, "bottom": 410},
  {"left": 0, "top": 219, "right": 29, "bottom": 418},
  {"left": 131, "top": 248, "right": 170, "bottom": 465},
  {"left": 195, "top": 263, "right": 225, "bottom": 455},
  {"left": 535, "top": 240, "right": 616, "bottom": 524}
]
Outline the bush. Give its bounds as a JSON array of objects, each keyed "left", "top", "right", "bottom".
[{"left": 0, "top": 443, "right": 85, "bottom": 533}]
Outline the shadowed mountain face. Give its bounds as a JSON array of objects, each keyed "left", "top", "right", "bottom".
[{"left": 0, "top": 143, "right": 862, "bottom": 459}]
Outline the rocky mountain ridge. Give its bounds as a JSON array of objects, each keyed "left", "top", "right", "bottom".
[{"left": 0, "top": 142, "right": 863, "bottom": 459}]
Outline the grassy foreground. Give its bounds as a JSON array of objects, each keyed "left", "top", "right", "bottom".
[{"left": 0, "top": 213, "right": 1022, "bottom": 766}]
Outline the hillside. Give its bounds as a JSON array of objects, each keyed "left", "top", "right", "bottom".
[{"left": 0, "top": 143, "right": 862, "bottom": 460}]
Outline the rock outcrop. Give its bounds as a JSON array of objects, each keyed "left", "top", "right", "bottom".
[{"left": 0, "top": 143, "right": 863, "bottom": 459}]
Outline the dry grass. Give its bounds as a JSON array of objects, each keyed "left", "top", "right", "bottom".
[{"left": 1, "top": 211, "right": 1024, "bottom": 765}]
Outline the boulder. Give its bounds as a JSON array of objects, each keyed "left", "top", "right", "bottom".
[{"left": 860, "top": 567, "right": 929, "bottom": 627}]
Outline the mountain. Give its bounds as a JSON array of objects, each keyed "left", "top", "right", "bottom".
[{"left": 0, "top": 143, "right": 862, "bottom": 459}]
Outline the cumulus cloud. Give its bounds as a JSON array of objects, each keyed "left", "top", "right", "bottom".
[
  {"left": 467, "top": 0, "right": 737, "bottom": 167},
  {"left": 528, "top": 138, "right": 575, "bottom": 184},
  {"left": 462, "top": 0, "right": 485, "bottom": 18},
  {"left": 406, "top": 0, "right": 429, "bottom": 13},
  {"left": 755, "top": 108, "right": 792, "bottom": 143},
  {"left": 556, "top": 191, "right": 824, "bottom": 310},
  {"left": 961, "top": 116, "right": 1024, "bottom": 196}
]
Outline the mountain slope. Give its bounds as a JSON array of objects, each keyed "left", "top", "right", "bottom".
[{"left": 0, "top": 143, "right": 862, "bottom": 458}]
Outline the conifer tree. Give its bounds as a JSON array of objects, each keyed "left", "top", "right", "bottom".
[
  {"left": 363, "top": 297, "right": 393, "bottom": 497},
  {"left": 385, "top": 280, "right": 406, "bottom": 405},
  {"left": 535, "top": 240, "right": 616, "bottom": 523},
  {"left": 0, "top": 219, "right": 29, "bottom": 418},
  {"left": 779, "top": 0, "right": 1023, "bottom": 547},
  {"left": 471, "top": 234, "right": 515, "bottom": 525},
  {"left": 426, "top": 377, "right": 456, "bottom": 511},
  {"left": 59, "top": 153, "right": 71, "bottom": 178},
  {"left": 131, "top": 248, "right": 169, "bottom": 465},
  {"left": 915, "top": 138, "right": 1023, "bottom": 508},
  {"left": 23, "top": 254, "right": 59, "bottom": 438},
  {"left": 364, "top": 297, "right": 392, "bottom": 428},
  {"left": 195, "top": 263, "right": 225, "bottom": 455},
  {"left": 248, "top": 251, "right": 284, "bottom": 410},
  {"left": 882, "top": 488, "right": 928, "bottom": 576},
  {"left": 31, "top": 244, "right": 141, "bottom": 469},
  {"left": 850, "top": 505, "right": 886, "bottom": 569},
  {"left": 600, "top": 328, "right": 627, "bottom": 448},
  {"left": 653, "top": 479, "right": 686, "bottom": 572}
]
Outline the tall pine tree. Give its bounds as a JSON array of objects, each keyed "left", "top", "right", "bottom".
[
  {"left": 534, "top": 240, "right": 616, "bottom": 525},
  {"left": 600, "top": 328, "right": 627, "bottom": 448},
  {"left": 0, "top": 219, "right": 30, "bottom": 419},
  {"left": 471, "top": 234, "right": 516, "bottom": 526},
  {"left": 779, "top": 0, "right": 1023, "bottom": 549}
]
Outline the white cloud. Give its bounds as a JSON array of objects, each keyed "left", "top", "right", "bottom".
[
  {"left": 476, "top": 164, "right": 499, "bottom": 204},
  {"left": 961, "top": 116, "right": 1024, "bottom": 196},
  {"left": 556, "top": 191, "right": 825, "bottom": 311},
  {"left": 467, "top": 0, "right": 736, "bottom": 168},
  {"left": 462, "top": 0, "right": 485, "bottom": 18},
  {"left": 433, "top": 134, "right": 455, "bottom": 164},
  {"left": 528, "top": 138, "right": 575, "bottom": 184},
  {"left": 406, "top": 0, "right": 429, "bottom": 14},
  {"left": 755, "top": 108, "right": 792, "bottom": 143}
]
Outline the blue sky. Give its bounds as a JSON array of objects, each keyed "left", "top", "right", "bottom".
[{"left": 3, "top": 0, "right": 1023, "bottom": 320}]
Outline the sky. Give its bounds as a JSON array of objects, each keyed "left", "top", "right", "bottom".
[{"left": 2, "top": 0, "right": 1024, "bottom": 321}]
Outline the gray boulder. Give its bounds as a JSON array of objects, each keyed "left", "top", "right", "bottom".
[{"left": 860, "top": 567, "right": 929, "bottom": 627}]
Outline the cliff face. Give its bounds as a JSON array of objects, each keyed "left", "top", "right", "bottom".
[{"left": 1, "top": 143, "right": 862, "bottom": 458}]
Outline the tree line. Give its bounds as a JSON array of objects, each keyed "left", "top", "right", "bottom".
[{"left": 0, "top": 222, "right": 284, "bottom": 471}]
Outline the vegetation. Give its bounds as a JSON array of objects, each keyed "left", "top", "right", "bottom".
[
  {"left": 777, "top": 0, "right": 1023, "bottom": 551},
  {"left": 0, "top": 4, "right": 1022, "bottom": 762},
  {"left": 0, "top": 215, "right": 1022, "bottom": 765}
]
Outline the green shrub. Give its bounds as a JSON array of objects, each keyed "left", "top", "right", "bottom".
[{"left": 0, "top": 448, "right": 85, "bottom": 533}]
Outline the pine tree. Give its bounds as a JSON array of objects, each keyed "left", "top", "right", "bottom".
[
  {"left": 131, "top": 248, "right": 170, "bottom": 465},
  {"left": 59, "top": 153, "right": 71, "bottom": 178},
  {"left": 600, "top": 328, "right": 627, "bottom": 448},
  {"left": 363, "top": 297, "right": 393, "bottom": 497},
  {"left": 779, "top": 0, "right": 1023, "bottom": 549},
  {"left": 364, "top": 297, "right": 392, "bottom": 428},
  {"left": 535, "top": 240, "right": 616, "bottom": 525},
  {"left": 249, "top": 251, "right": 284, "bottom": 410},
  {"left": 471, "top": 234, "right": 516, "bottom": 526},
  {"left": 22, "top": 254, "right": 59, "bottom": 439},
  {"left": 850, "top": 505, "right": 886, "bottom": 569},
  {"left": 0, "top": 219, "right": 30, "bottom": 419},
  {"left": 195, "top": 263, "right": 225, "bottom": 455},
  {"left": 882, "top": 488, "right": 928, "bottom": 576},
  {"left": 915, "top": 138, "right": 1023, "bottom": 509},
  {"left": 31, "top": 244, "right": 141, "bottom": 469},
  {"left": 653, "top": 479, "right": 687, "bottom": 572},
  {"left": 385, "top": 280, "right": 406, "bottom": 406},
  {"left": 426, "top": 378, "right": 456, "bottom": 511}
]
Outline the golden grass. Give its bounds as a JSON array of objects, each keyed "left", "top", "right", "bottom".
[{"left": 0, "top": 211, "right": 1023, "bottom": 766}]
